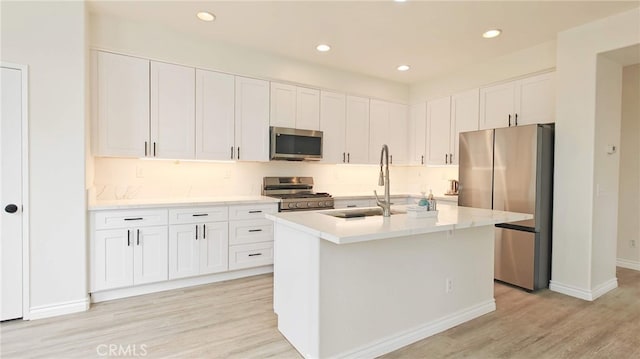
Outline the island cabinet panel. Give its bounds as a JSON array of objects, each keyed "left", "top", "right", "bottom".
[{"left": 273, "top": 221, "right": 496, "bottom": 359}]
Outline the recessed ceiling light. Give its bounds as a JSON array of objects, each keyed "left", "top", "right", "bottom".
[
  {"left": 482, "top": 29, "right": 502, "bottom": 39},
  {"left": 316, "top": 44, "right": 331, "bottom": 52},
  {"left": 397, "top": 65, "right": 410, "bottom": 72},
  {"left": 197, "top": 11, "right": 216, "bottom": 22}
]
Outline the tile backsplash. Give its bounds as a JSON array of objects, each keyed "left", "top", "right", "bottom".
[{"left": 91, "top": 158, "right": 458, "bottom": 201}]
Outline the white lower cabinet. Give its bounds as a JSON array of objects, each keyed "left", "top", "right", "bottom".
[
  {"left": 168, "top": 222, "right": 228, "bottom": 279},
  {"left": 229, "top": 242, "right": 274, "bottom": 270},
  {"left": 228, "top": 217, "right": 275, "bottom": 270},
  {"left": 93, "top": 225, "right": 168, "bottom": 291}
]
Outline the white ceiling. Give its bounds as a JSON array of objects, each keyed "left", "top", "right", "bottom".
[{"left": 88, "top": 1, "right": 640, "bottom": 85}]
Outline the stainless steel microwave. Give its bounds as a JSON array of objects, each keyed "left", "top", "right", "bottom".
[{"left": 270, "top": 126, "right": 323, "bottom": 161}]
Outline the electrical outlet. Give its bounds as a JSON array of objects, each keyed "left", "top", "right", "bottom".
[
  {"left": 631, "top": 240, "right": 637, "bottom": 248},
  {"left": 445, "top": 278, "right": 453, "bottom": 293}
]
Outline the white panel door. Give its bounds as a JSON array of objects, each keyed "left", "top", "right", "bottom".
[
  {"left": 320, "top": 91, "right": 346, "bottom": 163},
  {"left": 94, "top": 51, "right": 149, "bottom": 157},
  {"left": 345, "top": 95, "right": 370, "bottom": 164},
  {"left": 93, "top": 229, "right": 134, "bottom": 291},
  {"left": 195, "top": 69, "right": 235, "bottom": 160},
  {"left": 1, "top": 66, "right": 23, "bottom": 320},
  {"left": 517, "top": 72, "right": 555, "bottom": 126},
  {"left": 199, "top": 222, "right": 229, "bottom": 275},
  {"left": 369, "top": 99, "right": 389, "bottom": 165},
  {"left": 451, "top": 89, "right": 480, "bottom": 165},
  {"left": 270, "top": 82, "right": 296, "bottom": 128},
  {"left": 426, "top": 96, "right": 452, "bottom": 165},
  {"left": 168, "top": 224, "right": 199, "bottom": 279},
  {"left": 235, "top": 77, "right": 270, "bottom": 162},
  {"left": 389, "top": 102, "right": 408, "bottom": 165},
  {"left": 150, "top": 61, "right": 195, "bottom": 159},
  {"left": 409, "top": 103, "right": 427, "bottom": 165},
  {"left": 479, "top": 81, "right": 516, "bottom": 130},
  {"left": 133, "top": 226, "right": 168, "bottom": 285},
  {"left": 296, "top": 87, "right": 320, "bottom": 130}
]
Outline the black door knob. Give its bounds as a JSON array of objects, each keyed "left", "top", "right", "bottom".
[{"left": 5, "top": 204, "right": 18, "bottom": 213}]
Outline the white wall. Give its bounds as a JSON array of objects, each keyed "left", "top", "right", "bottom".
[
  {"left": 1, "top": 2, "right": 88, "bottom": 316},
  {"left": 591, "top": 56, "right": 622, "bottom": 287},
  {"left": 90, "top": 13, "right": 408, "bottom": 103},
  {"left": 617, "top": 64, "right": 640, "bottom": 268},
  {"left": 409, "top": 40, "right": 556, "bottom": 103},
  {"left": 551, "top": 7, "right": 640, "bottom": 299}
]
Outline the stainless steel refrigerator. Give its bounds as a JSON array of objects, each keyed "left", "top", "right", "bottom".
[{"left": 458, "top": 124, "right": 554, "bottom": 291}]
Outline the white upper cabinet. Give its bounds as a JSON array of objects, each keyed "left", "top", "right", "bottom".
[
  {"left": 389, "top": 102, "right": 408, "bottom": 165},
  {"left": 479, "top": 71, "right": 555, "bottom": 130},
  {"left": 195, "top": 69, "right": 236, "bottom": 160},
  {"left": 426, "top": 96, "right": 452, "bottom": 166},
  {"left": 270, "top": 82, "right": 320, "bottom": 131},
  {"left": 150, "top": 61, "right": 196, "bottom": 159},
  {"left": 93, "top": 51, "right": 150, "bottom": 157},
  {"left": 409, "top": 103, "right": 427, "bottom": 165},
  {"left": 320, "top": 91, "right": 347, "bottom": 164},
  {"left": 369, "top": 99, "right": 389, "bottom": 164},
  {"left": 235, "top": 76, "right": 270, "bottom": 162},
  {"left": 517, "top": 72, "right": 555, "bottom": 126},
  {"left": 296, "top": 87, "right": 320, "bottom": 130},
  {"left": 270, "top": 82, "right": 297, "bottom": 128},
  {"left": 345, "top": 95, "right": 370, "bottom": 164},
  {"left": 450, "top": 89, "right": 480, "bottom": 165}
]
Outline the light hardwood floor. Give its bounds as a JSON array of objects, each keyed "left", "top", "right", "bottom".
[{"left": 2, "top": 268, "right": 638, "bottom": 358}]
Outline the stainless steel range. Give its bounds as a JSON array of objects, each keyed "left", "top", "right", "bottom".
[{"left": 262, "top": 177, "right": 334, "bottom": 212}]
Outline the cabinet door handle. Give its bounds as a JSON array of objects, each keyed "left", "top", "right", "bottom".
[
  {"left": 124, "top": 217, "right": 143, "bottom": 221},
  {"left": 127, "top": 230, "right": 131, "bottom": 246},
  {"left": 450, "top": 153, "right": 453, "bottom": 163},
  {"left": 203, "top": 224, "right": 206, "bottom": 239},
  {"left": 192, "top": 213, "right": 208, "bottom": 217},
  {"left": 145, "top": 141, "right": 148, "bottom": 157},
  {"left": 230, "top": 146, "right": 234, "bottom": 160},
  {"left": 508, "top": 114, "right": 511, "bottom": 127},
  {"left": 421, "top": 155, "right": 424, "bottom": 165},
  {"left": 343, "top": 152, "right": 345, "bottom": 163},
  {"left": 248, "top": 253, "right": 262, "bottom": 257},
  {"left": 445, "top": 154, "right": 448, "bottom": 164},
  {"left": 248, "top": 210, "right": 262, "bottom": 214},
  {"left": 515, "top": 113, "right": 518, "bottom": 126},
  {"left": 237, "top": 147, "right": 240, "bottom": 160},
  {"left": 195, "top": 225, "right": 198, "bottom": 240},
  {"left": 153, "top": 142, "right": 157, "bottom": 157},
  {"left": 248, "top": 229, "right": 263, "bottom": 233},
  {"left": 390, "top": 155, "right": 393, "bottom": 165},
  {"left": 137, "top": 229, "right": 140, "bottom": 246},
  {"left": 347, "top": 153, "right": 350, "bottom": 163}
]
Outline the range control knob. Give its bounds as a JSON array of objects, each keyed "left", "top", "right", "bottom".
[
  {"left": 307, "top": 202, "right": 316, "bottom": 208},
  {"left": 288, "top": 203, "right": 296, "bottom": 209},
  {"left": 296, "top": 202, "right": 305, "bottom": 208}
]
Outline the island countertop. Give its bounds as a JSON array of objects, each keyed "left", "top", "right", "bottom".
[{"left": 265, "top": 203, "right": 532, "bottom": 245}]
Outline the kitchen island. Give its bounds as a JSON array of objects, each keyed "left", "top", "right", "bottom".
[{"left": 265, "top": 204, "right": 532, "bottom": 359}]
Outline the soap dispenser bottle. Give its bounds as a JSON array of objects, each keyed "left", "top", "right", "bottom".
[
  {"left": 418, "top": 191, "right": 428, "bottom": 207},
  {"left": 427, "top": 189, "right": 437, "bottom": 211}
]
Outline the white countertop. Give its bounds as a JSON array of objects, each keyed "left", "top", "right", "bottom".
[
  {"left": 265, "top": 203, "right": 532, "bottom": 245},
  {"left": 88, "top": 196, "right": 280, "bottom": 211}
]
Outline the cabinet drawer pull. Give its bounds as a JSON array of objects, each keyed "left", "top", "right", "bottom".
[
  {"left": 248, "top": 210, "right": 262, "bottom": 214},
  {"left": 127, "top": 230, "right": 131, "bottom": 246},
  {"left": 248, "top": 229, "right": 263, "bottom": 233},
  {"left": 248, "top": 253, "right": 262, "bottom": 257},
  {"left": 445, "top": 154, "right": 448, "bottom": 164},
  {"left": 124, "top": 217, "right": 143, "bottom": 221},
  {"left": 192, "top": 213, "right": 209, "bottom": 217},
  {"left": 137, "top": 229, "right": 140, "bottom": 246},
  {"left": 237, "top": 147, "right": 240, "bottom": 160},
  {"left": 346, "top": 205, "right": 357, "bottom": 208}
]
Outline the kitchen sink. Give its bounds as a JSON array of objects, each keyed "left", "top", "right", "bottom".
[{"left": 323, "top": 208, "right": 405, "bottom": 218}]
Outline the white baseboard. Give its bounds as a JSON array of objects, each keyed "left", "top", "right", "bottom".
[
  {"left": 29, "top": 296, "right": 90, "bottom": 320},
  {"left": 550, "top": 277, "right": 618, "bottom": 301},
  {"left": 617, "top": 258, "right": 640, "bottom": 271},
  {"left": 91, "top": 265, "right": 273, "bottom": 303},
  {"left": 333, "top": 299, "right": 496, "bottom": 359}
]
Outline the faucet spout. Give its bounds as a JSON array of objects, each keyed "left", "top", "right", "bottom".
[{"left": 373, "top": 144, "right": 391, "bottom": 217}]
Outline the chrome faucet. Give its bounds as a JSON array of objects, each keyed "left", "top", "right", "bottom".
[{"left": 374, "top": 144, "right": 391, "bottom": 217}]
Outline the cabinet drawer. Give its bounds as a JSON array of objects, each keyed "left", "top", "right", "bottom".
[
  {"left": 169, "top": 206, "right": 228, "bottom": 224},
  {"left": 229, "top": 242, "right": 274, "bottom": 270},
  {"left": 229, "top": 219, "right": 273, "bottom": 245},
  {"left": 228, "top": 204, "right": 278, "bottom": 220},
  {"left": 94, "top": 209, "right": 168, "bottom": 230}
]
